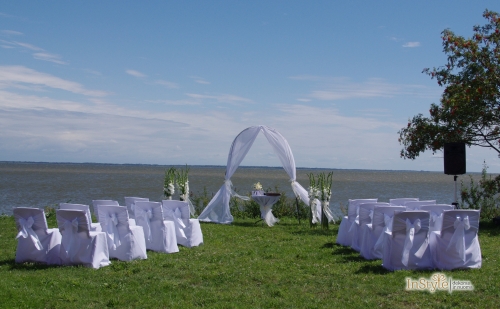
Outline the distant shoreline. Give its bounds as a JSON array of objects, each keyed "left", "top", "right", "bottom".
[{"left": 0, "top": 160, "right": 485, "bottom": 174}]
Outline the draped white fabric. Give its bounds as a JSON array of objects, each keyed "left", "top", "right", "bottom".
[
  {"left": 381, "top": 211, "right": 433, "bottom": 271},
  {"left": 429, "top": 210, "right": 481, "bottom": 270},
  {"left": 162, "top": 200, "right": 203, "bottom": 248},
  {"left": 198, "top": 125, "right": 309, "bottom": 224},
  {"left": 56, "top": 209, "right": 111, "bottom": 269},
  {"left": 336, "top": 199, "right": 378, "bottom": 247},
  {"left": 98, "top": 205, "right": 147, "bottom": 261},
  {"left": 14, "top": 207, "right": 62, "bottom": 265},
  {"left": 252, "top": 195, "right": 280, "bottom": 227}
]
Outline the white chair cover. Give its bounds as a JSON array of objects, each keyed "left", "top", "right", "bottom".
[
  {"left": 429, "top": 210, "right": 481, "bottom": 270},
  {"left": 56, "top": 209, "right": 111, "bottom": 269},
  {"left": 336, "top": 199, "right": 377, "bottom": 247},
  {"left": 13, "top": 207, "right": 62, "bottom": 265},
  {"left": 92, "top": 200, "right": 119, "bottom": 218},
  {"left": 134, "top": 201, "right": 179, "bottom": 253},
  {"left": 350, "top": 203, "right": 380, "bottom": 252},
  {"left": 162, "top": 200, "right": 203, "bottom": 248},
  {"left": 420, "top": 204, "right": 454, "bottom": 232},
  {"left": 404, "top": 200, "right": 436, "bottom": 210},
  {"left": 98, "top": 205, "right": 147, "bottom": 261},
  {"left": 382, "top": 211, "right": 433, "bottom": 271},
  {"left": 198, "top": 125, "right": 309, "bottom": 224},
  {"left": 359, "top": 204, "right": 405, "bottom": 260},
  {"left": 124, "top": 197, "right": 149, "bottom": 221},
  {"left": 389, "top": 198, "right": 419, "bottom": 206},
  {"left": 59, "top": 203, "right": 101, "bottom": 232}
]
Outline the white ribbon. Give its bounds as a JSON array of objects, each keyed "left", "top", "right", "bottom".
[
  {"left": 16, "top": 216, "right": 43, "bottom": 250},
  {"left": 106, "top": 212, "right": 121, "bottom": 250},
  {"left": 62, "top": 218, "right": 79, "bottom": 260},
  {"left": 447, "top": 215, "right": 470, "bottom": 262},
  {"left": 430, "top": 211, "right": 443, "bottom": 230},
  {"left": 137, "top": 208, "right": 153, "bottom": 242},
  {"left": 402, "top": 218, "right": 421, "bottom": 266},
  {"left": 310, "top": 198, "right": 320, "bottom": 224},
  {"left": 373, "top": 213, "right": 393, "bottom": 253},
  {"left": 163, "top": 207, "right": 187, "bottom": 239},
  {"left": 348, "top": 207, "right": 360, "bottom": 233},
  {"left": 225, "top": 180, "right": 250, "bottom": 201},
  {"left": 321, "top": 200, "right": 335, "bottom": 224}
]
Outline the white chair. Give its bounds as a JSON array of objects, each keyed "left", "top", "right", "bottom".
[
  {"left": 336, "top": 199, "right": 378, "bottom": 247},
  {"left": 389, "top": 198, "right": 419, "bottom": 206},
  {"left": 429, "top": 210, "right": 481, "bottom": 270},
  {"left": 97, "top": 205, "right": 147, "bottom": 261},
  {"left": 420, "top": 204, "right": 455, "bottom": 232},
  {"left": 56, "top": 209, "right": 111, "bottom": 269},
  {"left": 124, "top": 197, "right": 149, "bottom": 221},
  {"left": 92, "top": 200, "right": 119, "bottom": 218},
  {"left": 13, "top": 207, "right": 62, "bottom": 265},
  {"left": 359, "top": 204, "right": 405, "bottom": 260},
  {"left": 404, "top": 200, "right": 436, "bottom": 211},
  {"left": 60, "top": 203, "right": 101, "bottom": 232},
  {"left": 382, "top": 211, "right": 433, "bottom": 271},
  {"left": 162, "top": 200, "right": 203, "bottom": 248},
  {"left": 351, "top": 203, "right": 383, "bottom": 252},
  {"left": 134, "top": 201, "right": 179, "bottom": 253}
]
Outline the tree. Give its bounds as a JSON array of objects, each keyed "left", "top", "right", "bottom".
[{"left": 399, "top": 9, "right": 500, "bottom": 160}]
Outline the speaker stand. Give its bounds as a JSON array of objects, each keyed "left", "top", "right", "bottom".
[{"left": 452, "top": 175, "right": 459, "bottom": 208}]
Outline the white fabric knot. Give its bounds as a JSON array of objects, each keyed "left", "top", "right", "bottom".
[
  {"left": 62, "top": 218, "right": 79, "bottom": 258},
  {"left": 447, "top": 216, "right": 470, "bottom": 262},
  {"left": 402, "top": 218, "right": 421, "bottom": 266},
  {"left": 16, "top": 216, "right": 43, "bottom": 250},
  {"left": 373, "top": 213, "right": 393, "bottom": 252},
  {"left": 106, "top": 213, "right": 121, "bottom": 250}
]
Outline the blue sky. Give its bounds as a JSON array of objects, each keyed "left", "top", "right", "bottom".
[{"left": 1, "top": 1, "right": 500, "bottom": 172}]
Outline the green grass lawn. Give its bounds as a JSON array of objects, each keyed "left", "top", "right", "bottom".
[{"left": 0, "top": 215, "right": 499, "bottom": 308}]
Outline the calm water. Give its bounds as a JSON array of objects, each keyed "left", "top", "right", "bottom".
[{"left": 0, "top": 162, "right": 480, "bottom": 217}]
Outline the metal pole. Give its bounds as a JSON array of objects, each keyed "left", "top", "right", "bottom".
[
  {"left": 295, "top": 197, "right": 301, "bottom": 225},
  {"left": 452, "top": 175, "right": 459, "bottom": 208}
]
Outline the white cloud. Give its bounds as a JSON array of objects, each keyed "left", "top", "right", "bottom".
[
  {"left": 295, "top": 78, "right": 437, "bottom": 101},
  {"left": 33, "top": 52, "right": 67, "bottom": 65},
  {"left": 13, "top": 41, "right": 44, "bottom": 51},
  {"left": 186, "top": 93, "right": 253, "bottom": 104},
  {"left": 403, "top": 42, "right": 421, "bottom": 48},
  {"left": 1, "top": 30, "right": 23, "bottom": 36},
  {"left": 155, "top": 80, "right": 179, "bottom": 89},
  {"left": 126, "top": 70, "right": 146, "bottom": 78},
  {"left": 0, "top": 65, "right": 108, "bottom": 97}
]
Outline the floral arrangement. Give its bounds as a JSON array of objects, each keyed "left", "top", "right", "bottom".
[
  {"left": 176, "top": 164, "right": 190, "bottom": 201},
  {"left": 308, "top": 171, "right": 334, "bottom": 229},
  {"left": 253, "top": 182, "right": 263, "bottom": 191},
  {"left": 163, "top": 167, "right": 176, "bottom": 200}
]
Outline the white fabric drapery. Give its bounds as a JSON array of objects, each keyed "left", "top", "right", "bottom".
[{"left": 198, "top": 125, "right": 309, "bottom": 224}]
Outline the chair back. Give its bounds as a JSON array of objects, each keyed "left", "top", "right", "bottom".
[
  {"left": 440, "top": 209, "right": 480, "bottom": 235},
  {"left": 56, "top": 209, "right": 91, "bottom": 238},
  {"left": 404, "top": 200, "right": 436, "bottom": 210},
  {"left": 13, "top": 207, "right": 49, "bottom": 236},
  {"left": 98, "top": 205, "right": 131, "bottom": 250},
  {"left": 420, "top": 204, "right": 454, "bottom": 232},
  {"left": 347, "top": 199, "right": 378, "bottom": 222},
  {"left": 389, "top": 198, "right": 419, "bottom": 206},
  {"left": 162, "top": 200, "right": 190, "bottom": 221},
  {"left": 134, "top": 201, "right": 164, "bottom": 242},
  {"left": 124, "top": 197, "right": 149, "bottom": 219},
  {"left": 92, "top": 200, "right": 119, "bottom": 217},
  {"left": 358, "top": 203, "right": 387, "bottom": 226},
  {"left": 60, "top": 203, "right": 93, "bottom": 226}
]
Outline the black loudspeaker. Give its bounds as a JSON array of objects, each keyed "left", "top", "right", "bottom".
[{"left": 444, "top": 142, "right": 466, "bottom": 175}]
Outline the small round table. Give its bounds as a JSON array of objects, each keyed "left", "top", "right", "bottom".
[{"left": 251, "top": 193, "right": 281, "bottom": 227}]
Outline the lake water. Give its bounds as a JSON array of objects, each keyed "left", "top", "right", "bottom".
[{"left": 0, "top": 161, "right": 480, "bottom": 217}]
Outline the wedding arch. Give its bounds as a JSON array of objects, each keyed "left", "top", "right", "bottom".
[{"left": 198, "top": 125, "right": 310, "bottom": 224}]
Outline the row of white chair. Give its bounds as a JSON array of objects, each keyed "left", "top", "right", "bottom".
[
  {"left": 336, "top": 198, "right": 482, "bottom": 270},
  {"left": 13, "top": 198, "right": 203, "bottom": 269}
]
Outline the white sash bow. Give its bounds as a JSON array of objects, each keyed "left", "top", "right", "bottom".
[
  {"left": 62, "top": 218, "right": 79, "bottom": 260},
  {"left": 16, "top": 216, "right": 43, "bottom": 250},
  {"left": 373, "top": 213, "right": 393, "bottom": 252},
  {"left": 402, "top": 218, "right": 429, "bottom": 266},
  {"left": 106, "top": 213, "right": 121, "bottom": 250},
  {"left": 447, "top": 215, "right": 470, "bottom": 262}
]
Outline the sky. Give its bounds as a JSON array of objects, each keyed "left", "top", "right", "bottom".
[{"left": 1, "top": 1, "right": 500, "bottom": 173}]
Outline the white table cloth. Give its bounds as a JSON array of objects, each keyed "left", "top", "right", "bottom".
[{"left": 252, "top": 194, "right": 280, "bottom": 227}]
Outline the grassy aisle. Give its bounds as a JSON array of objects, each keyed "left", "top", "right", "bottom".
[{"left": 0, "top": 215, "right": 499, "bottom": 308}]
